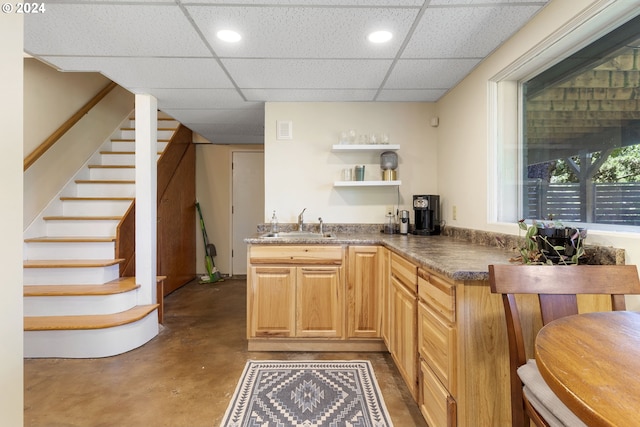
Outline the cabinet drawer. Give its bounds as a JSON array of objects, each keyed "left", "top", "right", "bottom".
[
  {"left": 418, "top": 301, "right": 456, "bottom": 391},
  {"left": 391, "top": 252, "right": 417, "bottom": 293},
  {"left": 420, "top": 359, "right": 457, "bottom": 427},
  {"left": 249, "top": 245, "right": 343, "bottom": 265},
  {"left": 418, "top": 270, "right": 456, "bottom": 323}
]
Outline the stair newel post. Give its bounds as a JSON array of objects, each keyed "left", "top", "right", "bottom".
[{"left": 135, "top": 94, "right": 159, "bottom": 314}]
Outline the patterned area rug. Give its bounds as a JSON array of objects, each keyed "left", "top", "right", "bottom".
[{"left": 220, "top": 360, "right": 394, "bottom": 427}]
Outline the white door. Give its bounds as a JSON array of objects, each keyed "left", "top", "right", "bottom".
[{"left": 232, "top": 151, "right": 264, "bottom": 275}]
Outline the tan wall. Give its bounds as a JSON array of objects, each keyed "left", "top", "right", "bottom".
[
  {"left": 24, "top": 59, "right": 113, "bottom": 155},
  {"left": 196, "top": 143, "right": 263, "bottom": 275},
  {"left": 264, "top": 102, "right": 437, "bottom": 224},
  {"left": 1, "top": 14, "right": 24, "bottom": 427},
  {"left": 23, "top": 59, "right": 134, "bottom": 227}
]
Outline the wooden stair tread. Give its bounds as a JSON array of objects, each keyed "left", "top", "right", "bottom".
[
  {"left": 24, "top": 304, "right": 158, "bottom": 331},
  {"left": 42, "top": 215, "right": 122, "bottom": 221},
  {"left": 24, "top": 259, "right": 125, "bottom": 268},
  {"left": 109, "top": 140, "right": 170, "bottom": 143},
  {"left": 99, "top": 151, "right": 162, "bottom": 155},
  {"left": 120, "top": 128, "right": 175, "bottom": 132},
  {"left": 24, "top": 277, "right": 139, "bottom": 296},
  {"left": 88, "top": 165, "right": 135, "bottom": 169},
  {"left": 75, "top": 179, "right": 135, "bottom": 184},
  {"left": 24, "top": 236, "right": 116, "bottom": 243},
  {"left": 128, "top": 117, "right": 176, "bottom": 121},
  {"left": 59, "top": 196, "right": 134, "bottom": 201}
]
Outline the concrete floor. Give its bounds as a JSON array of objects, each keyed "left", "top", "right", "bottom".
[{"left": 24, "top": 277, "right": 427, "bottom": 427}]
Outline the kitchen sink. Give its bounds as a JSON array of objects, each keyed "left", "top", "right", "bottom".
[{"left": 260, "top": 231, "right": 336, "bottom": 239}]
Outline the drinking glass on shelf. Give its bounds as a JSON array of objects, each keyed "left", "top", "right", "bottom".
[
  {"left": 348, "top": 130, "right": 356, "bottom": 144},
  {"left": 357, "top": 134, "right": 369, "bottom": 144},
  {"left": 339, "top": 131, "right": 349, "bottom": 144}
]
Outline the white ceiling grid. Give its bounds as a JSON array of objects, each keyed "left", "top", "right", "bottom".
[{"left": 24, "top": 0, "right": 549, "bottom": 144}]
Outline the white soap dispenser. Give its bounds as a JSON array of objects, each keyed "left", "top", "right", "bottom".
[{"left": 270, "top": 210, "right": 279, "bottom": 234}]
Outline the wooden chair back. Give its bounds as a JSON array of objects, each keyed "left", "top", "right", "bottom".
[{"left": 488, "top": 264, "right": 640, "bottom": 427}]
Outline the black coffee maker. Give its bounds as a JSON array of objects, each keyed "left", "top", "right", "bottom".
[{"left": 412, "top": 195, "right": 441, "bottom": 235}]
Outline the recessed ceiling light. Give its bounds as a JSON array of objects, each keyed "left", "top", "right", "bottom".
[
  {"left": 367, "top": 30, "right": 393, "bottom": 44},
  {"left": 217, "top": 30, "right": 242, "bottom": 43}
]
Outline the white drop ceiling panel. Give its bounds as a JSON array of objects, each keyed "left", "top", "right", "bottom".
[
  {"left": 376, "top": 89, "right": 447, "bottom": 102},
  {"left": 24, "top": 4, "right": 210, "bottom": 57},
  {"left": 243, "top": 89, "right": 379, "bottom": 102},
  {"left": 23, "top": 0, "right": 550, "bottom": 144},
  {"left": 186, "top": 0, "right": 425, "bottom": 5},
  {"left": 40, "top": 57, "right": 234, "bottom": 90},
  {"left": 148, "top": 89, "right": 262, "bottom": 109},
  {"left": 222, "top": 59, "right": 393, "bottom": 88},
  {"left": 187, "top": 5, "right": 418, "bottom": 58},
  {"left": 402, "top": 5, "right": 545, "bottom": 58},
  {"left": 386, "top": 59, "right": 482, "bottom": 89},
  {"left": 163, "top": 109, "right": 264, "bottom": 124}
]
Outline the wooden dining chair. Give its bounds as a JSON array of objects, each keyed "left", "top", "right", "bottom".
[{"left": 488, "top": 264, "right": 640, "bottom": 427}]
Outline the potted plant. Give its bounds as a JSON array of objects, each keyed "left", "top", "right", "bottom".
[{"left": 511, "top": 219, "right": 587, "bottom": 265}]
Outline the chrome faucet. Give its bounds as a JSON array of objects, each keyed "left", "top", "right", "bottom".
[
  {"left": 318, "top": 217, "right": 324, "bottom": 235},
  {"left": 298, "top": 208, "right": 306, "bottom": 231}
]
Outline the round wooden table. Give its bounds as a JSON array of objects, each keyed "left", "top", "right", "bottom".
[{"left": 535, "top": 311, "right": 640, "bottom": 427}]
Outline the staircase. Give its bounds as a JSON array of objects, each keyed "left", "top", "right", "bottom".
[{"left": 23, "top": 113, "right": 179, "bottom": 358}]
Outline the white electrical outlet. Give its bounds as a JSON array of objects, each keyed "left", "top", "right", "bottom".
[
  {"left": 453, "top": 205, "right": 458, "bottom": 220},
  {"left": 386, "top": 205, "right": 393, "bottom": 215}
]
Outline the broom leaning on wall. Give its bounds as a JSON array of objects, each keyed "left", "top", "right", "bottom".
[{"left": 196, "top": 201, "right": 222, "bottom": 284}]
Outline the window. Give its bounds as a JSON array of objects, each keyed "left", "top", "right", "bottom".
[{"left": 521, "top": 15, "right": 640, "bottom": 227}]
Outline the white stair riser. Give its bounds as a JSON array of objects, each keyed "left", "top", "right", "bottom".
[
  {"left": 25, "top": 241, "right": 115, "bottom": 260},
  {"left": 100, "top": 153, "right": 161, "bottom": 165},
  {"left": 127, "top": 119, "right": 178, "bottom": 129},
  {"left": 62, "top": 199, "right": 131, "bottom": 216},
  {"left": 110, "top": 141, "right": 169, "bottom": 153},
  {"left": 25, "top": 291, "right": 138, "bottom": 316},
  {"left": 111, "top": 140, "right": 134, "bottom": 151},
  {"left": 76, "top": 182, "right": 135, "bottom": 197},
  {"left": 89, "top": 167, "right": 136, "bottom": 181},
  {"left": 24, "top": 311, "right": 158, "bottom": 358},
  {"left": 118, "top": 130, "right": 174, "bottom": 140},
  {"left": 100, "top": 153, "right": 135, "bottom": 166},
  {"left": 24, "top": 264, "right": 120, "bottom": 285},
  {"left": 46, "top": 220, "right": 120, "bottom": 237}
]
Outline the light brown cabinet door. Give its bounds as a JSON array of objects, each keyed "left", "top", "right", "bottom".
[
  {"left": 418, "top": 301, "right": 457, "bottom": 393},
  {"left": 347, "top": 246, "right": 381, "bottom": 338},
  {"left": 296, "top": 267, "right": 343, "bottom": 338},
  {"left": 248, "top": 266, "right": 296, "bottom": 338},
  {"left": 391, "top": 275, "right": 418, "bottom": 400},
  {"left": 420, "top": 359, "right": 457, "bottom": 427}
]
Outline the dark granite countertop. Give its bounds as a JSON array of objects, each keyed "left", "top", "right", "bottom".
[{"left": 245, "top": 232, "right": 516, "bottom": 281}]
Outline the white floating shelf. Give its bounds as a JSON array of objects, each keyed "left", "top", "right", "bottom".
[
  {"left": 331, "top": 144, "right": 400, "bottom": 151},
  {"left": 334, "top": 180, "right": 402, "bottom": 187}
]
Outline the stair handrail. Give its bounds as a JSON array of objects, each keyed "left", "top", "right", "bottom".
[{"left": 23, "top": 81, "right": 118, "bottom": 171}]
